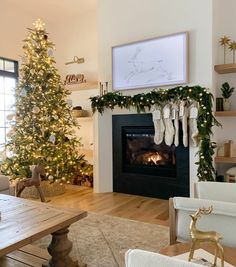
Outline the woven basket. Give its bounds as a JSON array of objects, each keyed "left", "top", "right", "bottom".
[
  {"left": 72, "top": 109, "right": 88, "bottom": 118},
  {"left": 19, "top": 180, "right": 66, "bottom": 198}
]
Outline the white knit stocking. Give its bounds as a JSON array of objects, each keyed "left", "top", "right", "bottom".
[
  {"left": 172, "top": 103, "right": 179, "bottom": 147},
  {"left": 179, "top": 101, "right": 188, "bottom": 147},
  {"left": 189, "top": 102, "right": 199, "bottom": 146},
  {"left": 152, "top": 108, "right": 165, "bottom": 145},
  {"left": 163, "top": 104, "right": 175, "bottom": 146}
]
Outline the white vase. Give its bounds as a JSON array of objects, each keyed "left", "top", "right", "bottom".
[{"left": 223, "top": 99, "right": 231, "bottom": 111}]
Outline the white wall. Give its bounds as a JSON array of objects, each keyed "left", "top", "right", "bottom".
[
  {"left": 70, "top": 89, "right": 98, "bottom": 164},
  {"left": 52, "top": 11, "right": 98, "bottom": 81},
  {"left": 0, "top": 1, "right": 98, "bottom": 82},
  {"left": 94, "top": 0, "right": 214, "bottom": 195}
]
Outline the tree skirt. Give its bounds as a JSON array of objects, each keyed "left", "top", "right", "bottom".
[
  {"left": 33, "top": 212, "right": 169, "bottom": 267},
  {"left": 20, "top": 181, "right": 66, "bottom": 198}
]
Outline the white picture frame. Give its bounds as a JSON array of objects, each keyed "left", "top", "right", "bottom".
[{"left": 112, "top": 32, "right": 188, "bottom": 91}]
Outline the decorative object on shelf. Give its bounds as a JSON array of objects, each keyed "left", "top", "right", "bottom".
[
  {"left": 217, "top": 140, "right": 236, "bottom": 157},
  {"left": 64, "top": 73, "right": 86, "bottom": 85},
  {"left": 229, "top": 41, "right": 236, "bottom": 63},
  {"left": 216, "top": 174, "right": 224, "bottom": 182},
  {"left": 216, "top": 97, "right": 224, "bottom": 111},
  {"left": 99, "top": 81, "right": 109, "bottom": 96},
  {"left": 220, "top": 82, "right": 234, "bottom": 111},
  {"left": 112, "top": 32, "right": 188, "bottom": 91},
  {"left": 189, "top": 206, "right": 224, "bottom": 267},
  {"left": 220, "top": 36, "right": 231, "bottom": 64},
  {"left": 226, "top": 167, "right": 236, "bottom": 183},
  {"left": 90, "top": 85, "right": 220, "bottom": 181},
  {"left": 72, "top": 106, "right": 88, "bottom": 118},
  {"left": 65, "top": 56, "right": 84, "bottom": 65}
]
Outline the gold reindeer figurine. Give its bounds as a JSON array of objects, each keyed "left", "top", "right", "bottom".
[{"left": 189, "top": 206, "right": 224, "bottom": 267}]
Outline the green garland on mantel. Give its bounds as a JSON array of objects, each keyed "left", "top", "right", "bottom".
[{"left": 90, "top": 85, "right": 221, "bottom": 181}]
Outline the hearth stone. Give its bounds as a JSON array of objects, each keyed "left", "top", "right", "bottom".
[{"left": 112, "top": 114, "right": 189, "bottom": 199}]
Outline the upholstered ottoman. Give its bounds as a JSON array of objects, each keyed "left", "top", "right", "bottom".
[{"left": 0, "top": 175, "right": 10, "bottom": 194}]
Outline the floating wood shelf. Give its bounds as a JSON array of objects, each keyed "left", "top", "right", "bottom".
[
  {"left": 67, "top": 81, "right": 98, "bottom": 91},
  {"left": 76, "top": 117, "right": 93, "bottom": 122},
  {"left": 215, "top": 156, "right": 236, "bottom": 163},
  {"left": 214, "top": 63, "right": 236, "bottom": 74},
  {"left": 214, "top": 111, "right": 236, "bottom": 117}
]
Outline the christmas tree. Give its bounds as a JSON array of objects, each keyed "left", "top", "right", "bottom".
[{"left": 1, "top": 19, "right": 85, "bottom": 183}]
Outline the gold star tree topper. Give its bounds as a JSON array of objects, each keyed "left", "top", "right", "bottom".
[{"left": 33, "top": 18, "right": 45, "bottom": 31}]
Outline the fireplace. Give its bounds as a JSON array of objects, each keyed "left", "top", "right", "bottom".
[{"left": 113, "top": 114, "right": 189, "bottom": 199}]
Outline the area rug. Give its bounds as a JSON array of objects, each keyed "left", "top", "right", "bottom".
[{"left": 34, "top": 212, "right": 169, "bottom": 267}]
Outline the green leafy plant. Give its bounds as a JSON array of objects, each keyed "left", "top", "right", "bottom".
[{"left": 221, "top": 82, "right": 234, "bottom": 99}]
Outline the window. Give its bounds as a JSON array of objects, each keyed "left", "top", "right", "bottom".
[{"left": 0, "top": 57, "right": 18, "bottom": 152}]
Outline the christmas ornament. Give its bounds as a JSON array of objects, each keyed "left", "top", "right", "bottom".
[
  {"left": 20, "top": 89, "right": 27, "bottom": 97},
  {"left": 32, "top": 106, "right": 40, "bottom": 114},
  {"left": 48, "top": 175, "right": 54, "bottom": 181},
  {"left": 48, "top": 48, "right": 53, "bottom": 57},
  {"left": 6, "top": 113, "right": 15, "bottom": 121},
  {"left": 24, "top": 116, "right": 29, "bottom": 122},
  {"left": 49, "top": 134, "right": 56, "bottom": 144}
]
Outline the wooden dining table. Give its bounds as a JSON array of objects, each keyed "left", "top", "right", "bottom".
[{"left": 0, "top": 194, "right": 87, "bottom": 267}]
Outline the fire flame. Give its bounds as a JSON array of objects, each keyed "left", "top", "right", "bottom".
[{"left": 147, "top": 153, "right": 163, "bottom": 165}]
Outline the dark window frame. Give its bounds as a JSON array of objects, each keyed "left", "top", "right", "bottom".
[{"left": 0, "top": 57, "right": 18, "bottom": 148}]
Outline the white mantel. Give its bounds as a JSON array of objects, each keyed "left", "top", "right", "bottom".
[{"left": 93, "top": 107, "right": 198, "bottom": 197}]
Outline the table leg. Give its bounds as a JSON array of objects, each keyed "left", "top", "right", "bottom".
[{"left": 42, "top": 226, "right": 79, "bottom": 267}]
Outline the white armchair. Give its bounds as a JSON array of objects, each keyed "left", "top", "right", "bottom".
[
  {"left": 194, "top": 181, "right": 236, "bottom": 203},
  {"left": 169, "top": 197, "right": 236, "bottom": 248},
  {"left": 125, "top": 249, "right": 203, "bottom": 267},
  {"left": 0, "top": 175, "right": 10, "bottom": 194}
]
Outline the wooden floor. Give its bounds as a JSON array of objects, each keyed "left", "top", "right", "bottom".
[{"left": 49, "top": 185, "right": 169, "bottom": 226}]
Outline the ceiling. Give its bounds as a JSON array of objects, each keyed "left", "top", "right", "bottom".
[{"left": 3, "top": 0, "right": 97, "bottom": 17}]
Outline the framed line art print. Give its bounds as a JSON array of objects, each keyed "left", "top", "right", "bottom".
[{"left": 112, "top": 32, "right": 188, "bottom": 91}]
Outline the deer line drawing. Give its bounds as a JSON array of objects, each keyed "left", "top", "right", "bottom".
[{"left": 189, "top": 206, "right": 224, "bottom": 267}]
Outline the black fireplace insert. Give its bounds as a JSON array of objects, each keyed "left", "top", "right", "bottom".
[{"left": 112, "top": 113, "right": 189, "bottom": 199}]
